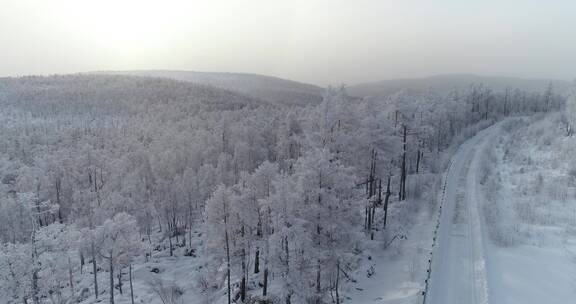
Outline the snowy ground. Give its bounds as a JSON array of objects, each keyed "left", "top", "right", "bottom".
[
  {"left": 75, "top": 231, "right": 219, "bottom": 304},
  {"left": 425, "top": 121, "right": 500, "bottom": 304},
  {"left": 342, "top": 122, "right": 499, "bottom": 304},
  {"left": 343, "top": 198, "right": 435, "bottom": 304},
  {"left": 355, "top": 115, "right": 576, "bottom": 304},
  {"left": 480, "top": 115, "right": 576, "bottom": 304},
  {"left": 425, "top": 115, "right": 576, "bottom": 304}
]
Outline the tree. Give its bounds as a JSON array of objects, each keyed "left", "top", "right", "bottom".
[
  {"left": 0, "top": 243, "right": 32, "bottom": 303},
  {"left": 35, "top": 223, "right": 81, "bottom": 304},
  {"left": 94, "top": 213, "right": 142, "bottom": 304},
  {"left": 565, "top": 81, "right": 576, "bottom": 136},
  {"left": 205, "top": 185, "right": 234, "bottom": 304},
  {"left": 291, "top": 148, "right": 359, "bottom": 301}
]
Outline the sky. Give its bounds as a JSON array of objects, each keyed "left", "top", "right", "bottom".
[{"left": 0, "top": 0, "right": 575, "bottom": 85}]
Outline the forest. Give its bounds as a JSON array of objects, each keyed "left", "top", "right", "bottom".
[{"left": 0, "top": 74, "right": 565, "bottom": 304}]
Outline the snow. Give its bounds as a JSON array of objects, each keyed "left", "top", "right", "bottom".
[
  {"left": 357, "top": 116, "right": 576, "bottom": 304},
  {"left": 72, "top": 232, "right": 211, "bottom": 304},
  {"left": 341, "top": 122, "right": 503, "bottom": 304},
  {"left": 488, "top": 245, "right": 575, "bottom": 304},
  {"left": 94, "top": 115, "right": 576, "bottom": 304},
  {"left": 426, "top": 115, "right": 576, "bottom": 304},
  {"left": 344, "top": 209, "right": 430, "bottom": 304},
  {"left": 0, "top": 74, "right": 569, "bottom": 304},
  {"left": 479, "top": 115, "right": 576, "bottom": 304},
  {"left": 425, "top": 122, "right": 501, "bottom": 304}
]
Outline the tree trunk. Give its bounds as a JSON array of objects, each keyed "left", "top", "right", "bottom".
[
  {"left": 254, "top": 248, "right": 260, "bottom": 273},
  {"left": 130, "top": 264, "right": 135, "bottom": 304},
  {"left": 241, "top": 274, "right": 246, "bottom": 302},
  {"left": 383, "top": 175, "right": 391, "bottom": 229},
  {"left": 55, "top": 177, "right": 63, "bottom": 223},
  {"left": 400, "top": 125, "right": 407, "bottom": 201},
  {"left": 109, "top": 254, "right": 114, "bottom": 304},
  {"left": 263, "top": 210, "right": 271, "bottom": 300},
  {"left": 80, "top": 252, "right": 85, "bottom": 275},
  {"left": 68, "top": 257, "right": 75, "bottom": 296},
  {"left": 225, "top": 229, "right": 231, "bottom": 304},
  {"left": 370, "top": 206, "right": 375, "bottom": 240},
  {"left": 416, "top": 150, "right": 421, "bottom": 174},
  {"left": 364, "top": 206, "right": 368, "bottom": 230},
  {"left": 263, "top": 268, "right": 269, "bottom": 297},
  {"left": 240, "top": 226, "right": 246, "bottom": 302},
  {"left": 31, "top": 269, "right": 40, "bottom": 304},
  {"left": 335, "top": 261, "right": 340, "bottom": 304},
  {"left": 188, "top": 198, "right": 193, "bottom": 249},
  {"left": 118, "top": 267, "right": 123, "bottom": 295},
  {"left": 92, "top": 244, "right": 99, "bottom": 300},
  {"left": 316, "top": 262, "right": 321, "bottom": 294},
  {"left": 284, "top": 237, "right": 289, "bottom": 273}
]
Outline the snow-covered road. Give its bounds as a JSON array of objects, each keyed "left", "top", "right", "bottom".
[{"left": 426, "top": 123, "right": 501, "bottom": 304}]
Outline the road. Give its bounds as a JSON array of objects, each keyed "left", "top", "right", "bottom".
[{"left": 425, "top": 123, "right": 500, "bottom": 304}]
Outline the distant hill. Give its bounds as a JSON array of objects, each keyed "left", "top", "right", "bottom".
[
  {"left": 0, "top": 74, "right": 271, "bottom": 114},
  {"left": 347, "top": 74, "right": 572, "bottom": 97},
  {"left": 94, "top": 70, "right": 324, "bottom": 106}
]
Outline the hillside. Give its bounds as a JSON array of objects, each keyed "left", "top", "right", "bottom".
[
  {"left": 0, "top": 74, "right": 271, "bottom": 113},
  {"left": 94, "top": 70, "right": 324, "bottom": 106},
  {"left": 0, "top": 74, "right": 568, "bottom": 304},
  {"left": 348, "top": 74, "right": 572, "bottom": 97}
]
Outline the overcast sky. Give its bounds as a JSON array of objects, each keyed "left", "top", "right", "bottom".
[{"left": 1, "top": 0, "right": 575, "bottom": 85}]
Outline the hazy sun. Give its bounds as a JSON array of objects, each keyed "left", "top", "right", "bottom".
[{"left": 39, "top": 0, "right": 212, "bottom": 52}]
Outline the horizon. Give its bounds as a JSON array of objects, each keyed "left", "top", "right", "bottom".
[
  {"left": 2, "top": 0, "right": 576, "bottom": 86},
  {"left": 1, "top": 70, "right": 573, "bottom": 88}
]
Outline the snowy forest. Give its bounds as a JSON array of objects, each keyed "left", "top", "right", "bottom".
[{"left": 0, "top": 74, "right": 566, "bottom": 304}]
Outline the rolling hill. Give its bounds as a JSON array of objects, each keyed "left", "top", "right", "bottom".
[
  {"left": 94, "top": 70, "right": 324, "bottom": 106},
  {"left": 348, "top": 74, "right": 572, "bottom": 97}
]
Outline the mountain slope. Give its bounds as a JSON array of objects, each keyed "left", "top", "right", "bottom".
[
  {"left": 0, "top": 74, "right": 271, "bottom": 114},
  {"left": 348, "top": 74, "right": 571, "bottom": 97},
  {"left": 94, "top": 70, "right": 324, "bottom": 106}
]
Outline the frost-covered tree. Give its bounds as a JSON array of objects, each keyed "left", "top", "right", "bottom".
[
  {"left": 289, "top": 148, "right": 359, "bottom": 301},
  {"left": 205, "top": 184, "right": 234, "bottom": 304},
  {"left": 564, "top": 80, "right": 576, "bottom": 136},
  {"left": 0, "top": 243, "right": 32, "bottom": 303},
  {"left": 94, "top": 213, "right": 142, "bottom": 304},
  {"left": 0, "top": 74, "right": 564, "bottom": 303},
  {"left": 35, "top": 223, "right": 81, "bottom": 303}
]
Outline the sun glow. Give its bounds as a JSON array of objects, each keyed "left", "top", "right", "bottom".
[
  {"left": 1, "top": 0, "right": 575, "bottom": 83},
  {"left": 40, "top": 0, "right": 200, "bottom": 52},
  {"left": 17, "top": 0, "right": 299, "bottom": 69}
]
